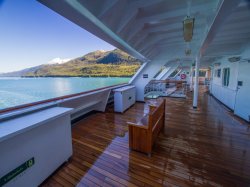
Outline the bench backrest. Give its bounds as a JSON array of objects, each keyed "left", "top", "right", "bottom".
[
  {"left": 127, "top": 99, "right": 165, "bottom": 154},
  {"left": 148, "top": 99, "right": 165, "bottom": 143}
]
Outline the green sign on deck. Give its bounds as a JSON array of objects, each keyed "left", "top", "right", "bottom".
[{"left": 0, "top": 157, "right": 35, "bottom": 186}]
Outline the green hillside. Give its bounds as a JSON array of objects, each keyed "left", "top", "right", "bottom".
[
  {"left": 25, "top": 64, "right": 140, "bottom": 77},
  {"left": 1, "top": 49, "right": 142, "bottom": 77}
]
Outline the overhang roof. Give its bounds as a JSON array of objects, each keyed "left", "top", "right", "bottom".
[{"left": 39, "top": 0, "right": 250, "bottom": 68}]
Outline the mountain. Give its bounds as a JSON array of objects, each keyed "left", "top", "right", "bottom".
[
  {"left": 0, "top": 49, "right": 142, "bottom": 77},
  {"left": 0, "top": 65, "right": 44, "bottom": 77}
]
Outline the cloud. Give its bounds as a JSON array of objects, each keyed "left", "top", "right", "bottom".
[{"left": 48, "top": 57, "right": 71, "bottom": 65}]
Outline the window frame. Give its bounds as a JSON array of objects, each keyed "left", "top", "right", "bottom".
[
  {"left": 214, "top": 68, "right": 221, "bottom": 78},
  {"left": 222, "top": 68, "right": 230, "bottom": 87}
]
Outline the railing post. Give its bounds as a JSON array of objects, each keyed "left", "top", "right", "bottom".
[{"left": 193, "top": 55, "right": 200, "bottom": 108}]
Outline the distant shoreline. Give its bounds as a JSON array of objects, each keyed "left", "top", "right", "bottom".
[{"left": 0, "top": 76, "right": 132, "bottom": 78}]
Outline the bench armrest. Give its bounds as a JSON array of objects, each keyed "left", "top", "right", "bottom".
[{"left": 127, "top": 115, "right": 148, "bottom": 129}]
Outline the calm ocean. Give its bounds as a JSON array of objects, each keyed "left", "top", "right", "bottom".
[{"left": 0, "top": 77, "right": 130, "bottom": 110}]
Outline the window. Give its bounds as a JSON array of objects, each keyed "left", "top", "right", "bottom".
[
  {"left": 199, "top": 70, "right": 206, "bottom": 77},
  {"left": 192, "top": 70, "right": 206, "bottom": 77},
  {"left": 214, "top": 69, "right": 221, "bottom": 78},
  {"left": 170, "top": 69, "right": 180, "bottom": 77},
  {"left": 223, "top": 68, "right": 230, "bottom": 86},
  {"left": 153, "top": 67, "right": 164, "bottom": 78}
]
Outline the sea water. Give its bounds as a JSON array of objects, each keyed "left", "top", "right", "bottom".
[{"left": 0, "top": 77, "right": 130, "bottom": 110}]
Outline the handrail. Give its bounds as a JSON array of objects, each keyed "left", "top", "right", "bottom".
[
  {"left": 0, "top": 83, "right": 128, "bottom": 115},
  {"left": 149, "top": 80, "right": 186, "bottom": 84}
]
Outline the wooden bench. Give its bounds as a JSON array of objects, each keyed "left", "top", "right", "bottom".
[{"left": 127, "top": 99, "right": 165, "bottom": 156}]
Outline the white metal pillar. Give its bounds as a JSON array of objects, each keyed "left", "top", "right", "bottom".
[
  {"left": 205, "top": 70, "right": 208, "bottom": 78},
  {"left": 189, "top": 65, "right": 193, "bottom": 91},
  {"left": 193, "top": 56, "right": 200, "bottom": 108}
]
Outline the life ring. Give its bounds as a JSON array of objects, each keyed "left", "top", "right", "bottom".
[{"left": 180, "top": 74, "right": 186, "bottom": 79}]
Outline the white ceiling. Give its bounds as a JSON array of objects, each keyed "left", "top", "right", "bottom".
[{"left": 39, "top": 0, "right": 250, "bottom": 68}]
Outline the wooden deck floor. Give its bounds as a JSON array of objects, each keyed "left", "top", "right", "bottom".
[{"left": 41, "top": 87, "right": 250, "bottom": 187}]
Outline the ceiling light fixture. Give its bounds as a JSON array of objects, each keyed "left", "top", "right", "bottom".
[
  {"left": 185, "top": 42, "right": 191, "bottom": 56},
  {"left": 214, "top": 62, "right": 221, "bottom": 67},
  {"left": 183, "top": 16, "right": 195, "bottom": 42},
  {"left": 228, "top": 56, "right": 241, "bottom": 63},
  {"left": 185, "top": 49, "right": 192, "bottom": 56}
]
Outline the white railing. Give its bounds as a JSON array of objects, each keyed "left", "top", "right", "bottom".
[
  {"left": 144, "top": 82, "right": 167, "bottom": 94},
  {"left": 0, "top": 83, "right": 128, "bottom": 122},
  {"left": 144, "top": 80, "right": 188, "bottom": 98}
]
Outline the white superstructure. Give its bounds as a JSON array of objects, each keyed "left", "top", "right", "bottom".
[{"left": 39, "top": 0, "right": 250, "bottom": 121}]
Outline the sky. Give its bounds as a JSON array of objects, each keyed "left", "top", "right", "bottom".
[{"left": 0, "top": 0, "right": 115, "bottom": 73}]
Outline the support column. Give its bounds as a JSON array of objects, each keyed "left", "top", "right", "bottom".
[
  {"left": 193, "top": 56, "right": 200, "bottom": 108},
  {"left": 189, "top": 65, "right": 193, "bottom": 91},
  {"left": 205, "top": 70, "right": 208, "bottom": 78}
]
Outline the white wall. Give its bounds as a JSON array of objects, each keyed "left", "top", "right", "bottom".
[
  {"left": 130, "top": 60, "right": 167, "bottom": 101},
  {"left": 0, "top": 108, "right": 72, "bottom": 186},
  {"left": 210, "top": 58, "right": 239, "bottom": 110},
  {"left": 211, "top": 84, "right": 237, "bottom": 110},
  {"left": 210, "top": 49, "right": 250, "bottom": 122},
  {"left": 233, "top": 48, "right": 250, "bottom": 122},
  {"left": 234, "top": 62, "right": 250, "bottom": 121}
]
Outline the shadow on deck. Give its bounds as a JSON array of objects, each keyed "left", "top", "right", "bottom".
[{"left": 41, "top": 86, "right": 250, "bottom": 187}]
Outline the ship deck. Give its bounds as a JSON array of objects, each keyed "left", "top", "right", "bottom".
[{"left": 41, "top": 87, "right": 250, "bottom": 187}]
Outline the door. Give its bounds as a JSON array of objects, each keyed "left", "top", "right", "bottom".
[{"left": 234, "top": 62, "right": 250, "bottom": 122}]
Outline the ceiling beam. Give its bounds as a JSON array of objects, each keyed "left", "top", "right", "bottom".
[
  {"left": 98, "top": 0, "right": 119, "bottom": 18},
  {"left": 115, "top": 0, "right": 162, "bottom": 34},
  {"left": 38, "top": 0, "right": 147, "bottom": 62},
  {"left": 200, "top": 0, "right": 241, "bottom": 56},
  {"left": 126, "top": 3, "right": 216, "bottom": 43},
  {"left": 137, "top": 1, "right": 217, "bottom": 23}
]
